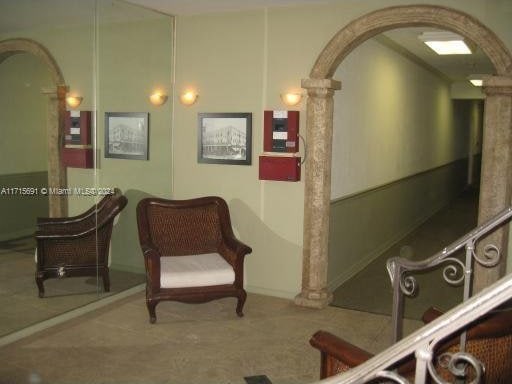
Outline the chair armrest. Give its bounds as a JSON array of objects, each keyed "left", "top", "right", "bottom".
[
  {"left": 37, "top": 212, "right": 92, "bottom": 226},
  {"left": 310, "top": 330, "right": 374, "bottom": 368},
  {"left": 35, "top": 224, "right": 98, "bottom": 240},
  {"left": 141, "top": 242, "right": 161, "bottom": 261},
  {"left": 140, "top": 241, "right": 161, "bottom": 292},
  {"left": 225, "top": 234, "right": 252, "bottom": 256},
  {"left": 37, "top": 189, "right": 120, "bottom": 227},
  {"left": 37, "top": 216, "right": 74, "bottom": 225},
  {"left": 219, "top": 235, "right": 252, "bottom": 267},
  {"left": 310, "top": 331, "right": 416, "bottom": 379},
  {"left": 37, "top": 205, "right": 98, "bottom": 227}
]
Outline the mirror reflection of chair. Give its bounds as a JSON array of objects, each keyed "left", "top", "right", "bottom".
[
  {"left": 136, "top": 196, "right": 252, "bottom": 323},
  {"left": 35, "top": 188, "right": 127, "bottom": 298},
  {"left": 310, "top": 306, "right": 512, "bottom": 382}
]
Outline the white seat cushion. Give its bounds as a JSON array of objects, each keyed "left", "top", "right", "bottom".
[{"left": 160, "top": 253, "right": 235, "bottom": 288}]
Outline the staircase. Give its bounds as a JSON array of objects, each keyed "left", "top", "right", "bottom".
[{"left": 311, "top": 207, "right": 512, "bottom": 384}]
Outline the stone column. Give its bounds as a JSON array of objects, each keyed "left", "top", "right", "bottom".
[
  {"left": 41, "top": 85, "right": 68, "bottom": 217},
  {"left": 295, "top": 78, "right": 341, "bottom": 308},
  {"left": 473, "top": 76, "right": 512, "bottom": 293}
]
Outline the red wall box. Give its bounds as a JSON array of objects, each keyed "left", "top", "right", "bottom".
[
  {"left": 259, "top": 155, "right": 301, "bottom": 182},
  {"left": 62, "top": 147, "right": 94, "bottom": 169},
  {"left": 65, "top": 111, "right": 92, "bottom": 146},
  {"left": 263, "top": 110, "right": 299, "bottom": 153}
]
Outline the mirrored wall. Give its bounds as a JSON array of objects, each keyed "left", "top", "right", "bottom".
[{"left": 0, "top": 0, "right": 173, "bottom": 337}]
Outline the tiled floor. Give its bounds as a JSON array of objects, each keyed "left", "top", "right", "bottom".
[{"left": 0, "top": 292, "right": 422, "bottom": 384}]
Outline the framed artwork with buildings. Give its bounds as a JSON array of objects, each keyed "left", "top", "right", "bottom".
[
  {"left": 105, "top": 112, "right": 149, "bottom": 160},
  {"left": 197, "top": 112, "right": 252, "bottom": 165}
]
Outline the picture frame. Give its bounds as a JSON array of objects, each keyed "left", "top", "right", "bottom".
[
  {"left": 197, "top": 112, "right": 252, "bottom": 165},
  {"left": 105, "top": 112, "right": 149, "bottom": 160}
]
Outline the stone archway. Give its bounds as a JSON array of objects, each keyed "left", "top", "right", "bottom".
[
  {"left": 0, "top": 38, "right": 68, "bottom": 217},
  {"left": 296, "top": 5, "right": 512, "bottom": 308}
]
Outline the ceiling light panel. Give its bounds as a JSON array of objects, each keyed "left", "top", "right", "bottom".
[{"left": 419, "top": 31, "right": 473, "bottom": 55}]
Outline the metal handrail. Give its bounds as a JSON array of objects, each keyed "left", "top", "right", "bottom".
[
  {"left": 386, "top": 206, "right": 512, "bottom": 342},
  {"left": 307, "top": 206, "right": 512, "bottom": 384},
  {"left": 313, "top": 272, "right": 512, "bottom": 384}
]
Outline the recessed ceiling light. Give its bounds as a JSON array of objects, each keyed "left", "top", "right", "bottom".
[
  {"left": 419, "top": 31, "right": 473, "bottom": 55},
  {"left": 468, "top": 75, "right": 485, "bottom": 87}
]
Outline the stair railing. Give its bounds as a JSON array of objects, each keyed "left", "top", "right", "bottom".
[
  {"left": 314, "top": 271, "right": 512, "bottom": 384},
  {"left": 386, "top": 206, "right": 512, "bottom": 342}
]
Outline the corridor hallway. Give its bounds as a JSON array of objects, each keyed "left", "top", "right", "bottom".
[{"left": 331, "top": 187, "right": 479, "bottom": 319}]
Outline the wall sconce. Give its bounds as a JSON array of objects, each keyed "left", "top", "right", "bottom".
[
  {"left": 179, "top": 90, "right": 198, "bottom": 106},
  {"left": 281, "top": 92, "right": 302, "bottom": 107},
  {"left": 66, "top": 95, "right": 83, "bottom": 109},
  {"left": 149, "top": 91, "right": 168, "bottom": 106}
]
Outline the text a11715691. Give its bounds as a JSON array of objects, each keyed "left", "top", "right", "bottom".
[{"left": 0, "top": 187, "right": 115, "bottom": 196}]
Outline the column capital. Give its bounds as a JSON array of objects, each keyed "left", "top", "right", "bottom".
[
  {"left": 41, "top": 85, "right": 69, "bottom": 98},
  {"left": 302, "top": 78, "right": 341, "bottom": 91},
  {"left": 41, "top": 86, "right": 57, "bottom": 97},
  {"left": 483, "top": 76, "right": 512, "bottom": 96}
]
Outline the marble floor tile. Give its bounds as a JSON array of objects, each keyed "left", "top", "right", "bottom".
[{"left": 0, "top": 292, "right": 422, "bottom": 384}]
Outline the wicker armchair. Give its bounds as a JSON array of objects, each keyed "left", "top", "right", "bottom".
[
  {"left": 35, "top": 189, "right": 127, "bottom": 297},
  {"left": 310, "top": 306, "right": 512, "bottom": 383},
  {"left": 136, "top": 196, "right": 252, "bottom": 323}
]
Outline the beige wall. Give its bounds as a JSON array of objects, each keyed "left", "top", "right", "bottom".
[
  {"left": 0, "top": 6, "right": 98, "bottom": 215},
  {"left": 331, "top": 37, "right": 467, "bottom": 198},
  {"left": 0, "top": 53, "right": 52, "bottom": 239},
  {"left": 173, "top": 10, "right": 304, "bottom": 298},
  {"left": 174, "top": 0, "right": 512, "bottom": 299},
  {"left": 0, "top": 0, "right": 174, "bottom": 273},
  {"left": 95, "top": 3, "right": 174, "bottom": 272},
  {"left": 1, "top": 0, "right": 511, "bottom": 296},
  {"left": 0, "top": 54, "right": 51, "bottom": 175}
]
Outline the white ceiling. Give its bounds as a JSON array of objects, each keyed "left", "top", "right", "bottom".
[
  {"left": 383, "top": 28, "right": 495, "bottom": 82},
  {"left": 125, "top": 0, "right": 495, "bottom": 82},
  {"left": 0, "top": 0, "right": 495, "bottom": 83},
  {"left": 124, "top": 0, "right": 331, "bottom": 15}
]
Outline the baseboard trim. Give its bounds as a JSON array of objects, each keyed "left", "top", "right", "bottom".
[
  {"left": 109, "top": 263, "right": 145, "bottom": 274},
  {"left": 0, "top": 228, "right": 34, "bottom": 242},
  {"left": 246, "top": 284, "right": 296, "bottom": 300}
]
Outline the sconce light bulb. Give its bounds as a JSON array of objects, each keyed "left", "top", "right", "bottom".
[
  {"left": 66, "top": 96, "right": 83, "bottom": 109},
  {"left": 180, "top": 90, "right": 198, "bottom": 106},
  {"left": 281, "top": 92, "right": 302, "bottom": 107},
  {"left": 149, "top": 92, "right": 168, "bottom": 106}
]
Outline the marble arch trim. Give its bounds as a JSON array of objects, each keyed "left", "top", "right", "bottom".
[
  {"left": 0, "top": 38, "right": 68, "bottom": 217},
  {"left": 297, "top": 5, "right": 512, "bottom": 308}
]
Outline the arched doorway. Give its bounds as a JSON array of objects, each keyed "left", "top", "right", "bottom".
[
  {"left": 296, "top": 5, "right": 512, "bottom": 308},
  {"left": 0, "top": 38, "right": 68, "bottom": 217}
]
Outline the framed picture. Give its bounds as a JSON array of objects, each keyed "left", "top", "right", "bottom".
[
  {"left": 198, "top": 112, "right": 252, "bottom": 165},
  {"left": 105, "top": 112, "right": 149, "bottom": 160}
]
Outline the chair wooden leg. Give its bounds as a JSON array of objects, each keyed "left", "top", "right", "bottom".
[
  {"left": 236, "top": 290, "right": 247, "bottom": 317},
  {"left": 147, "top": 299, "right": 158, "bottom": 324},
  {"left": 36, "top": 272, "right": 45, "bottom": 298},
  {"left": 102, "top": 269, "right": 110, "bottom": 292}
]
